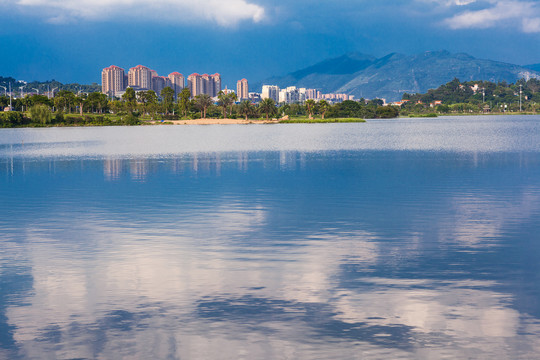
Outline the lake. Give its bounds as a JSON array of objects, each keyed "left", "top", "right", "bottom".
[{"left": 1, "top": 116, "right": 540, "bottom": 359}]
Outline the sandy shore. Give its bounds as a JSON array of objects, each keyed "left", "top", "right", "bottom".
[{"left": 153, "top": 118, "right": 279, "bottom": 125}]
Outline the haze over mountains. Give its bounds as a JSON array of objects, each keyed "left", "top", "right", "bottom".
[
  {"left": 526, "top": 63, "right": 540, "bottom": 72},
  {"left": 264, "top": 50, "right": 540, "bottom": 102}
]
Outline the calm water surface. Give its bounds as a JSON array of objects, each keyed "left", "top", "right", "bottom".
[{"left": 1, "top": 116, "right": 540, "bottom": 359}]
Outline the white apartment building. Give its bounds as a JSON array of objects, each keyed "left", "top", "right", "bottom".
[
  {"left": 262, "top": 85, "right": 280, "bottom": 103},
  {"left": 279, "top": 86, "right": 302, "bottom": 104}
]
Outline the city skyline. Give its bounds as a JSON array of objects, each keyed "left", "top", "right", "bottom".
[
  {"left": 2, "top": 1, "right": 540, "bottom": 87},
  {"left": 100, "top": 62, "right": 353, "bottom": 104},
  {"left": 101, "top": 64, "right": 222, "bottom": 99}
]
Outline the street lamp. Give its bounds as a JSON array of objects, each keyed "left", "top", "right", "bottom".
[
  {"left": 9, "top": 83, "right": 12, "bottom": 111},
  {"left": 51, "top": 87, "right": 58, "bottom": 111},
  {"left": 519, "top": 84, "right": 523, "bottom": 112},
  {"left": 0, "top": 85, "right": 6, "bottom": 97},
  {"left": 33, "top": 88, "right": 39, "bottom": 95},
  {"left": 19, "top": 85, "right": 27, "bottom": 99},
  {"left": 47, "top": 85, "right": 58, "bottom": 99}
]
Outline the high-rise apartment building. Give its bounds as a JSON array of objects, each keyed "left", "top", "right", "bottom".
[
  {"left": 261, "top": 85, "right": 279, "bottom": 103},
  {"left": 237, "top": 79, "right": 248, "bottom": 100},
  {"left": 211, "top": 73, "right": 221, "bottom": 98},
  {"left": 187, "top": 73, "right": 221, "bottom": 98},
  {"left": 305, "top": 88, "right": 321, "bottom": 100},
  {"left": 202, "top": 74, "right": 211, "bottom": 96},
  {"left": 168, "top": 72, "right": 185, "bottom": 97},
  {"left": 101, "top": 65, "right": 126, "bottom": 97},
  {"left": 128, "top": 65, "right": 153, "bottom": 90},
  {"left": 188, "top": 73, "right": 204, "bottom": 97},
  {"left": 279, "top": 86, "right": 301, "bottom": 104},
  {"left": 152, "top": 76, "right": 171, "bottom": 96}
]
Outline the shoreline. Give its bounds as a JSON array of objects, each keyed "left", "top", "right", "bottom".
[
  {"left": 1, "top": 113, "right": 538, "bottom": 129},
  {"left": 153, "top": 118, "right": 279, "bottom": 125}
]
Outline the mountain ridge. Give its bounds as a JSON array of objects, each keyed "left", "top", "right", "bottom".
[
  {"left": 262, "top": 51, "right": 540, "bottom": 101},
  {"left": 525, "top": 63, "right": 540, "bottom": 72}
]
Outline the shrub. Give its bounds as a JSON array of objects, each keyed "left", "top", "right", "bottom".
[
  {"left": 54, "top": 110, "right": 64, "bottom": 123},
  {"left": 0, "top": 112, "right": 26, "bottom": 127},
  {"left": 375, "top": 106, "right": 399, "bottom": 119},
  {"left": 30, "top": 104, "right": 52, "bottom": 124}
]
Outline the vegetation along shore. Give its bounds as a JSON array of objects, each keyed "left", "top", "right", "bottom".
[{"left": 1, "top": 77, "right": 539, "bottom": 128}]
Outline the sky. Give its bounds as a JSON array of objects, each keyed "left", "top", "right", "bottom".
[{"left": 1, "top": 0, "right": 540, "bottom": 88}]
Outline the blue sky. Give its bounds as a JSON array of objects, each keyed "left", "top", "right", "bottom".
[{"left": 1, "top": 0, "right": 540, "bottom": 88}]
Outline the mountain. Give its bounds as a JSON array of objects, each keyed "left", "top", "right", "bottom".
[
  {"left": 263, "top": 51, "right": 540, "bottom": 101},
  {"left": 0, "top": 76, "right": 100, "bottom": 94},
  {"left": 525, "top": 63, "right": 540, "bottom": 72}
]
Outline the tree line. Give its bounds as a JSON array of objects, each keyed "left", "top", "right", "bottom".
[
  {"left": 1, "top": 86, "right": 399, "bottom": 127},
  {"left": 0, "top": 76, "right": 101, "bottom": 95},
  {"left": 401, "top": 78, "right": 540, "bottom": 114}
]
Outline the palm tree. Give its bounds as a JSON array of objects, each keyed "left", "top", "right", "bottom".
[
  {"left": 318, "top": 99, "right": 329, "bottom": 119},
  {"left": 305, "top": 99, "right": 316, "bottom": 119},
  {"left": 258, "top": 98, "right": 276, "bottom": 121},
  {"left": 228, "top": 93, "right": 237, "bottom": 117},
  {"left": 195, "top": 94, "right": 212, "bottom": 119},
  {"left": 217, "top": 91, "right": 234, "bottom": 119},
  {"left": 239, "top": 100, "right": 254, "bottom": 121}
]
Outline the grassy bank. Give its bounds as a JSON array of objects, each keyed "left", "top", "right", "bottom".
[
  {"left": 408, "top": 113, "right": 438, "bottom": 118},
  {"left": 279, "top": 117, "right": 366, "bottom": 124},
  {"left": 404, "top": 111, "right": 539, "bottom": 118}
]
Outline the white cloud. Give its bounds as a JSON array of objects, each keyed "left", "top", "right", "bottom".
[
  {"left": 523, "top": 17, "right": 540, "bottom": 32},
  {"left": 444, "top": 0, "right": 540, "bottom": 33},
  {"left": 10, "top": 0, "right": 266, "bottom": 27}
]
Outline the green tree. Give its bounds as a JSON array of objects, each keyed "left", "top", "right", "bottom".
[
  {"left": 160, "top": 86, "right": 175, "bottom": 115},
  {"left": 305, "top": 99, "right": 316, "bottom": 119},
  {"left": 110, "top": 100, "right": 124, "bottom": 114},
  {"left": 54, "top": 90, "right": 76, "bottom": 113},
  {"left": 122, "top": 87, "right": 136, "bottom": 112},
  {"left": 258, "top": 98, "right": 277, "bottom": 121},
  {"left": 228, "top": 92, "right": 237, "bottom": 117},
  {"left": 217, "top": 91, "right": 235, "bottom": 119},
  {"left": 87, "top": 92, "right": 109, "bottom": 113},
  {"left": 137, "top": 90, "right": 158, "bottom": 115},
  {"left": 318, "top": 99, "right": 329, "bottom": 119},
  {"left": 178, "top": 88, "right": 191, "bottom": 118},
  {"left": 195, "top": 94, "right": 213, "bottom": 119},
  {"left": 239, "top": 100, "right": 254, "bottom": 121},
  {"left": 76, "top": 93, "right": 87, "bottom": 116},
  {"left": 28, "top": 95, "right": 52, "bottom": 108},
  {"left": 30, "top": 104, "right": 52, "bottom": 124},
  {"left": 375, "top": 106, "right": 399, "bottom": 119}
]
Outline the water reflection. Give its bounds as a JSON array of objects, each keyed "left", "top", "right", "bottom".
[{"left": 1, "top": 119, "right": 540, "bottom": 359}]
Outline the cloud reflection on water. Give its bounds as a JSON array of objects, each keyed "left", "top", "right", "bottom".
[
  {"left": 1, "top": 123, "right": 540, "bottom": 358},
  {"left": 5, "top": 202, "right": 540, "bottom": 359}
]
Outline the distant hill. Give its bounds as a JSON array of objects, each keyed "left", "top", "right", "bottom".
[
  {"left": 263, "top": 51, "right": 540, "bottom": 101},
  {"left": 525, "top": 63, "right": 540, "bottom": 72},
  {"left": 0, "top": 76, "right": 100, "bottom": 95}
]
